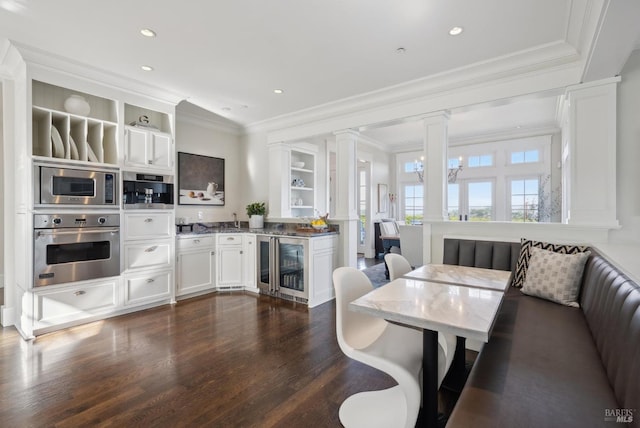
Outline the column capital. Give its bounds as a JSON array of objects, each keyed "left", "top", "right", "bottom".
[
  {"left": 333, "top": 129, "right": 360, "bottom": 139},
  {"left": 417, "top": 110, "right": 451, "bottom": 124}
]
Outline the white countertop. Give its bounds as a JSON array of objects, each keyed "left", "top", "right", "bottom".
[
  {"left": 403, "top": 264, "right": 512, "bottom": 291},
  {"left": 350, "top": 278, "right": 504, "bottom": 342}
]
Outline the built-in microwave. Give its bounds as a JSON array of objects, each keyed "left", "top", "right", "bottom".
[
  {"left": 122, "top": 172, "right": 174, "bottom": 209},
  {"left": 33, "top": 163, "right": 118, "bottom": 207}
]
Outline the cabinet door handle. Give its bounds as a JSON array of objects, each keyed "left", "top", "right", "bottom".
[
  {"left": 145, "top": 245, "right": 158, "bottom": 252},
  {"left": 146, "top": 278, "right": 155, "bottom": 283},
  {"left": 144, "top": 218, "right": 153, "bottom": 223},
  {"left": 211, "top": 251, "right": 215, "bottom": 255},
  {"left": 74, "top": 290, "right": 86, "bottom": 296},
  {"left": 194, "top": 239, "right": 200, "bottom": 244},
  {"left": 148, "top": 160, "right": 153, "bottom": 164},
  {"left": 240, "top": 250, "right": 243, "bottom": 254},
  {"left": 226, "top": 237, "right": 234, "bottom": 241}
]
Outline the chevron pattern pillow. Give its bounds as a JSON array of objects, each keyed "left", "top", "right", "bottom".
[
  {"left": 512, "top": 238, "right": 590, "bottom": 288},
  {"left": 521, "top": 247, "right": 591, "bottom": 306}
]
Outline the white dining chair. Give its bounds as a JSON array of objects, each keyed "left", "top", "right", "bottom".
[
  {"left": 333, "top": 267, "right": 453, "bottom": 428},
  {"left": 384, "top": 253, "right": 458, "bottom": 384}
]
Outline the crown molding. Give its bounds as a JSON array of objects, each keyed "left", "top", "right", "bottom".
[
  {"left": 0, "top": 38, "right": 25, "bottom": 79},
  {"left": 247, "top": 40, "right": 581, "bottom": 136},
  {"left": 449, "top": 125, "right": 560, "bottom": 147},
  {"left": 11, "top": 41, "right": 186, "bottom": 106},
  {"left": 176, "top": 108, "right": 243, "bottom": 136}
]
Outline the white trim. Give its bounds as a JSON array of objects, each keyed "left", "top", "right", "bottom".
[
  {"left": 177, "top": 109, "right": 243, "bottom": 136},
  {"left": 0, "top": 273, "right": 4, "bottom": 288}
]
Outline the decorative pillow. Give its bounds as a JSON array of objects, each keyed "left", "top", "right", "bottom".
[
  {"left": 521, "top": 247, "right": 591, "bottom": 307},
  {"left": 512, "top": 238, "right": 590, "bottom": 288}
]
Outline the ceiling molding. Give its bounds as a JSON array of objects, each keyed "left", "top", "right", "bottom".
[
  {"left": 176, "top": 107, "right": 243, "bottom": 136},
  {"left": 11, "top": 41, "right": 187, "bottom": 106},
  {"left": 0, "top": 38, "right": 25, "bottom": 79},
  {"left": 248, "top": 40, "right": 580, "bottom": 136},
  {"left": 449, "top": 125, "right": 561, "bottom": 147}
]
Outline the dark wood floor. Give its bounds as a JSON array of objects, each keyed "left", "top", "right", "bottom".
[
  {"left": 0, "top": 291, "right": 466, "bottom": 427},
  {"left": 0, "top": 293, "right": 396, "bottom": 427}
]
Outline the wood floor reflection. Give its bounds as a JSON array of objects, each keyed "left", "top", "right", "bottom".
[{"left": 0, "top": 293, "right": 397, "bottom": 427}]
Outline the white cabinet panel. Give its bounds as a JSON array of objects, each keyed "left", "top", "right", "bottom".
[
  {"left": 34, "top": 279, "right": 118, "bottom": 327},
  {"left": 124, "top": 239, "right": 173, "bottom": 271},
  {"left": 243, "top": 234, "right": 257, "bottom": 289},
  {"left": 124, "top": 270, "right": 172, "bottom": 306},
  {"left": 124, "top": 126, "right": 149, "bottom": 167},
  {"left": 124, "top": 212, "right": 173, "bottom": 239},
  {"left": 177, "top": 250, "right": 215, "bottom": 296},
  {"left": 217, "top": 245, "right": 243, "bottom": 287},
  {"left": 124, "top": 126, "right": 173, "bottom": 171},
  {"left": 177, "top": 236, "right": 214, "bottom": 251},
  {"left": 151, "top": 132, "right": 172, "bottom": 170}
]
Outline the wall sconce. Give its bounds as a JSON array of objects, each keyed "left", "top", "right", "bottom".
[
  {"left": 448, "top": 157, "right": 463, "bottom": 184},
  {"left": 414, "top": 156, "right": 424, "bottom": 183}
]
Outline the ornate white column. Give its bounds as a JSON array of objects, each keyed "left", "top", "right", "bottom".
[
  {"left": 421, "top": 111, "right": 450, "bottom": 264},
  {"left": 563, "top": 78, "right": 620, "bottom": 228},
  {"left": 334, "top": 129, "right": 359, "bottom": 268}
]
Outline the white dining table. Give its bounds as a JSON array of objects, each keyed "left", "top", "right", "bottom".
[
  {"left": 403, "top": 263, "right": 513, "bottom": 291},
  {"left": 350, "top": 275, "right": 505, "bottom": 427}
]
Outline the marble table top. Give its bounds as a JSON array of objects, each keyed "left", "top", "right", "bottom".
[
  {"left": 350, "top": 278, "right": 504, "bottom": 342},
  {"left": 403, "top": 264, "right": 512, "bottom": 291}
]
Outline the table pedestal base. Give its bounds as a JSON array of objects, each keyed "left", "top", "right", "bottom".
[{"left": 339, "top": 386, "right": 409, "bottom": 428}]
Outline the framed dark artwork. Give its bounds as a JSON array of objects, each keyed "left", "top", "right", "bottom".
[{"left": 178, "top": 152, "right": 225, "bottom": 206}]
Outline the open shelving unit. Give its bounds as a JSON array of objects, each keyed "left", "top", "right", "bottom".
[{"left": 290, "top": 149, "right": 316, "bottom": 217}]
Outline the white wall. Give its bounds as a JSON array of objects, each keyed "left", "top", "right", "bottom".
[
  {"left": 610, "top": 49, "right": 640, "bottom": 243},
  {"left": 0, "top": 82, "right": 4, "bottom": 288},
  {"left": 175, "top": 102, "right": 243, "bottom": 223}
]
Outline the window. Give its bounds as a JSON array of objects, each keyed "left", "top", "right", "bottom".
[
  {"left": 358, "top": 169, "right": 367, "bottom": 245},
  {"left": 467, "top": 154, "right": 493, "bottom": 168},
  {"left": 404, "top": 161, "right": 423, "bottom": 173},
  {"left": 448, "top": 158, "right": 461, "bottom": 169},
  {"left": 447, "top": 180, "right": 494, "bottom": 221},
  {"left": 447, "top": 183, "right": 459, "bottom": 220},
  {"left": 511, "top": 149, "right": 539, "bottom": 164},
  {"left": 403, "top": 184, "right": 423, "bottom": 224},
  {"left": 511, "top": 178, "right": 539, "bottom": 222},
  {"left": 468, "top": 181, "right": 493, "bottom": 221}
]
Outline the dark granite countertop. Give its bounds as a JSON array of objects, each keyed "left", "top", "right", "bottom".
[{"left": 176, "top": 222, "right": 339, "bottom": 238}]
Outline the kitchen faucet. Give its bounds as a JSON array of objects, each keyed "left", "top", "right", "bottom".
[{"left": 233, "top": 212, "right": 239, "bottom": 228}]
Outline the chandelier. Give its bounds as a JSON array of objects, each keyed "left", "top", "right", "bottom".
[
  {"left": 448, "top": 157, "right": 463, "bottom": 184},
  {"left": 415, "top": 156, "right": 464, "bottom": 183}
]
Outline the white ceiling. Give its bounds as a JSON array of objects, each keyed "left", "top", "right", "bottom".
[{"left": 0, "top": 0, "right": 638, "bottom": 146}]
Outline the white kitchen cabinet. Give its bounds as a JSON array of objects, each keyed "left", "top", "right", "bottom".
[
  {"left": 124, "top": 269, "right": 172, "bottom": 306},
  {"left": 33, "top": 278, "right": 119, "bottom": 332},
  {"left": 124, "top": 212, "right": 173, "bottom": 240},
  {"left": 216, "top": 234, "right": 244, "bottom": 288},
  {"left": 243, "top": 234, "right": 257, "bottom": 291},
  {"left": 308, "top": 235, "right": 338, "bottom": 308},
  {"left": 123, "top": 238, "right": 173, "bottom": 272},
  {"left": 176, "top": 236, "right": 216, "bottom": 297},
  {"left": 124, "top": 125, "right": 173, "bottom": 171}
]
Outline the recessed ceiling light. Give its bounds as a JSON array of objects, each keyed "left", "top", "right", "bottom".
[
  {"left": 240, "top": 105, "right": 248, "bottom": 109},
  {"left": 141, "top": 65, "right": 154, "bottom": 71},
  {"left": 140, "top": 28, "right": 156, "bottom": 38},
  {"left": 449, "top": 26, "right": 463, "bottom": 36},
  {"left": 396, "top": 47, "right": 406, "bottom": 54},
  {"left": 274, "top": 89, "right": 284, "bottom": 94}
]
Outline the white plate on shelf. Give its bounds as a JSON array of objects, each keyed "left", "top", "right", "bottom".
[
  {"left": 87, "top": 144, "right": 99, "bottom": 162},
  {"left": 51, "top": 125, "right": 64, "bottom": 158},
  {"left": 68, "top": 134, "right": 80, "bottom": 160}
]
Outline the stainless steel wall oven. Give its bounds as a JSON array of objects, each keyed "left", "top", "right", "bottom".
[{"left": 33, "top": 213, "right": 120, "bottom": 287}]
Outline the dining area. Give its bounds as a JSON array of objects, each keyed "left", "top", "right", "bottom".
[{"left": 334, "top": 255, "right": 512, "bottom": 427}]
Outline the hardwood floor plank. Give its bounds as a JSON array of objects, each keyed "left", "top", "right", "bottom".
[{"left": 0, "top": 292, "right": 394, "bottom": 427}]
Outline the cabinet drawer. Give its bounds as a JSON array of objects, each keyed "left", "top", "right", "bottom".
[
  {"left": 124, "top": 240, "right": 173, "bottom": 271},
  {"left": 124, "top": 213, "right": 173, "bottom": 239},
  {"left": 35, "top": 280, "right": 118, "bottom": 326},
  {"left": 312, "top": 236, "right": 337, "bottom": 252},
  {"left": 216, "top": 234, "right": 243, "bottom": 245},
  {"left": 124, "top": 270, "right": 171, "bottom": 306},
  {"left": 177, "top": 235, "right": 215, "bottom": 251}
]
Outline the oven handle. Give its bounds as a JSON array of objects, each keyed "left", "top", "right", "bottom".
[{"left": 36, "top": 228, "right": 120, "bottom": 236}]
